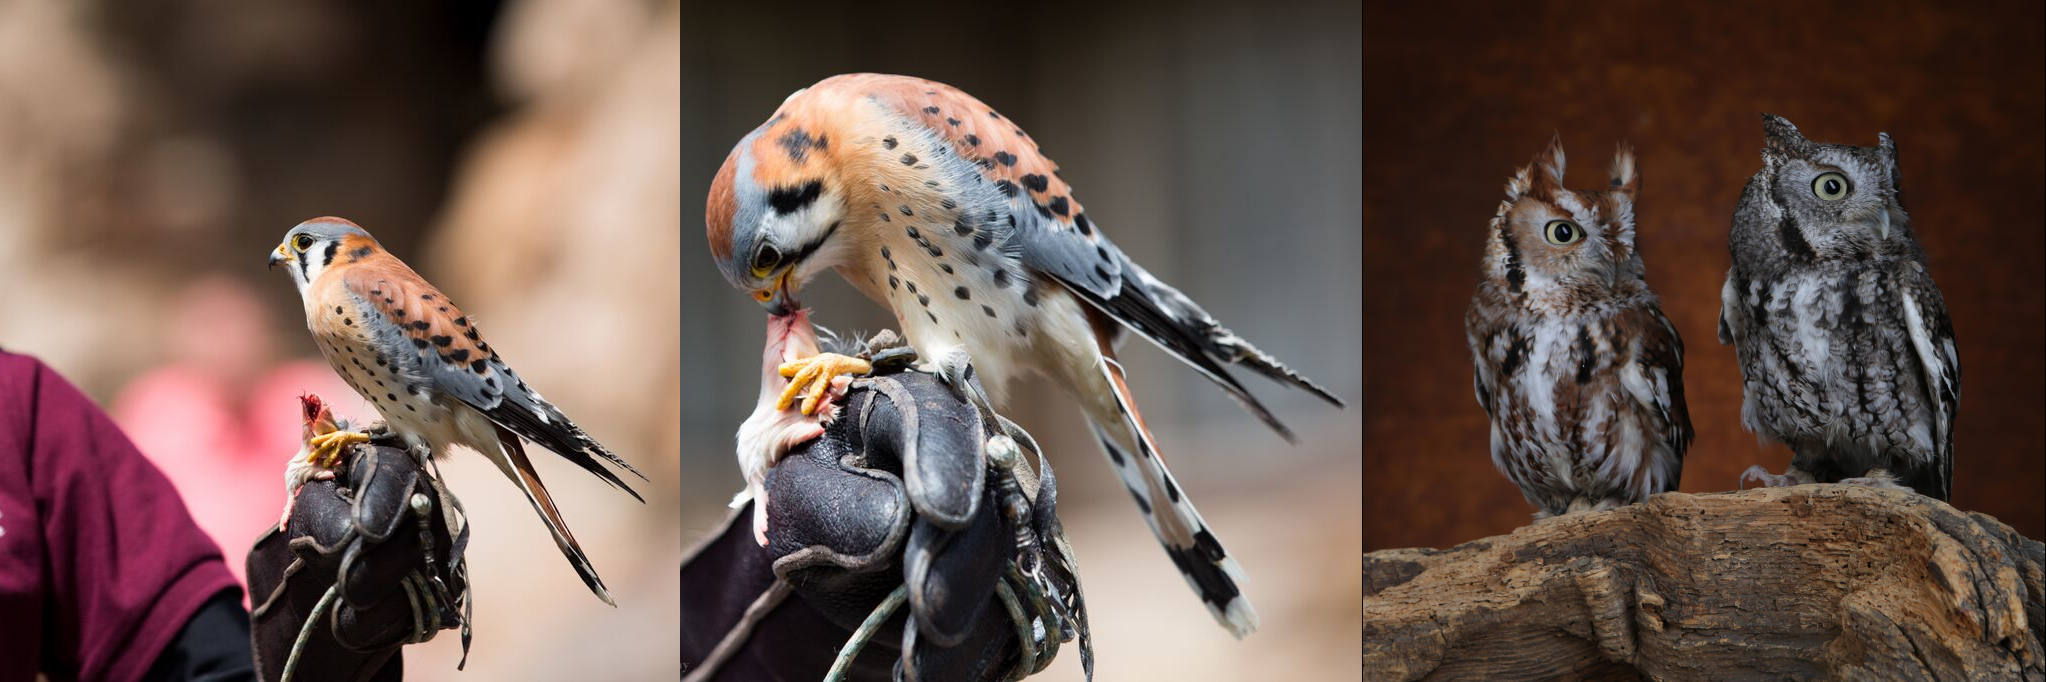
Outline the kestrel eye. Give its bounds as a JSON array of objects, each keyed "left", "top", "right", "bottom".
[
  {"left": 292, "top": 234, "right": 315, "bottom": 252},
  {"left": 1543, "top": 220, "right": 1581, "bottom": 246},
  {"left": 751, "top": 244, "right": 781, "bottom": 276},
  {"left": 1812, "top": 172, "right": 1849, "bottom": 201}
]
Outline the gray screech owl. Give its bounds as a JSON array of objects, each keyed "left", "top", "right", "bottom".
[
  {"left": 1468, "top": 136, "right": 1693, "bottom": 518},
  {"left": 1720, "top": 114, "right": 1960, "bottom": 500}
]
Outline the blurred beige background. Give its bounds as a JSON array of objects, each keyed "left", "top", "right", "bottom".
[
  {"left": 681, "top": 1, "right": 1363, "bottom": 678},
  {"left": 0, "top": 0, "right": 680, "bottom": 677}
]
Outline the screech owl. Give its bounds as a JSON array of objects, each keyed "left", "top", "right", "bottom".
[
  {"left": 1720, "top": 114, "right": 1959, "bottom": 500},
  {"left": 1467, "top": 136, "right": 1694, "bottom": 518}
]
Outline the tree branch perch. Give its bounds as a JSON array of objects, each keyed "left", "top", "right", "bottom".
[{"left": 1363, "top": 486, "right": 2044, "bottom": 681}]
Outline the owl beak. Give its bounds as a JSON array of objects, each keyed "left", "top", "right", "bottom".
[
  {"left": 1879, "top": 208, "right": 1891, "bottom": 240},
  {"left": 754, "top": 269, "right": 800, "bottom": 316}
]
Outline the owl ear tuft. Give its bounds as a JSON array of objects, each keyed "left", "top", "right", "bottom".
[
  {"left": 1877, "top": 132, "right": 1901, "bottom": 188},
  {"left": 1534, "top": 132, "right": 1567, "bottom": 187},
  {"left": 1609, "top": 143, "right": 1639, "bottom": 195},
  {"left": 1761, "top": 113, "right": 1809, "bottom": 155}
]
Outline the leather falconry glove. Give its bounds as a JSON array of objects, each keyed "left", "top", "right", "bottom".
[
  {"left": 246, "top": 441, "right": 472, "bottom": 682},
  {"left": 682, "top": 339, "right": 1092, "bottom": 681}
]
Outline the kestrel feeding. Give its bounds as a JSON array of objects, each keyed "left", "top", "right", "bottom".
[
  {"left": 705, "top": 74, "right": 1344, "bottom": 637},
  {"left": 268, "top": 217, "right": 646, "bottom": 605}
]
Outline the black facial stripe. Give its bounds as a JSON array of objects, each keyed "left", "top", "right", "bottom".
[
  {"left": 767, "top": 180, "right": 824, "bottom": 215},
  {"left": 296, "top": 242, "right": 314, "bottom": 280},
  {"left": 781, "top": 219, "right": 842, "bottom": 270},
  {"left": 321, "top": 241, "right": 339, "bottom": 269}
]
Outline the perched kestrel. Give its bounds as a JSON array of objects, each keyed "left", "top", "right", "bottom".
[
  {"left": 268, "top": 217, "right": 646, "bottom": 605},
  {"left": 705, "top": 73, "right": 1344, "bottom": 637}
]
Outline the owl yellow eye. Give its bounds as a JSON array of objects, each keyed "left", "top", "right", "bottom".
[
  {"left": 292, "top": 234, "right": 315, "bottom": 252},
  {"left": 1544, "top": 220, "right": 1582, "bottom": 245},
  {"left": 750, "top": 244, "right": 782, "bottom": 277},
  {"left": 1812, "top": 172, "right": 1850, "bottom": 201}
]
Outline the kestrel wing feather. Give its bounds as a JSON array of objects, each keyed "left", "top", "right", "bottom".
[
  {"left": 837, "top": 75, "right": 1344, "bottom": 432},
  {"left": 340, "top": 263, "right": 647, "bottom": 500}
]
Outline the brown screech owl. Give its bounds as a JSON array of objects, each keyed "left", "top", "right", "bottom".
[{"left": 1467, "top": 136, "right": 1694, "bottom": 518}]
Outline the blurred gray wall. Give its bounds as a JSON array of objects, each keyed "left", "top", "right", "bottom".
[{"left": 680, "top": 0, "right": 1364, "bottom": 498}]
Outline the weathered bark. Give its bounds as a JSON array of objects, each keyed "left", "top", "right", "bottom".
[{"left": 1363, "top": 486, "right": 2044, "bottom": 681}]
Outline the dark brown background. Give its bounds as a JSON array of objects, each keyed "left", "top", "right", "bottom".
[{"left": 1362, "top": 1, "right": 2045, "bottom": 549}]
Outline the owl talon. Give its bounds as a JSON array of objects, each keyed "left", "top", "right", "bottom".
[
  {"left": 1738, "top": 465, "right": 1802, "bottom": 490},
  {"left": 1836, "top": 469, "right": 1912, "bottom": 493},
  {"left": 777, "top": 352, "right": 871, "bottom": 415},
  {"left": 307, "top": 429, "right": 371, "bottom": 469}
]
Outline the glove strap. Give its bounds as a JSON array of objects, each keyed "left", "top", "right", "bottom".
[
  {"left": 825, "top": 585, "right": 909, "bottom": 682},
  {"left": 280, "top": 586, "right": 343, "bottom": 682},
  {"left": 416, "top": 445, "right": 476, "bottom": 669}
]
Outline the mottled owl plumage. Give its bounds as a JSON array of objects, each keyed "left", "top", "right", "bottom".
[
  {"left": 1467, "top": 136, "right": 1693, "bottom": 518},
  {"left": 1719, "top": 114, "right": 1959, "bottom": 500}
]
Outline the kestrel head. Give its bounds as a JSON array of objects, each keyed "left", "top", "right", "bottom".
[
  {"left": 706, "top": 98, "right": 850, "bottom": 316},
  {"left": 268, "top": 217, "right": 379, "bottom": 294}
]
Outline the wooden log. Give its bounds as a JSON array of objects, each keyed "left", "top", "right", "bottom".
[{"left": 1363, "top": 486, "right": 2044, "bottom": 681}]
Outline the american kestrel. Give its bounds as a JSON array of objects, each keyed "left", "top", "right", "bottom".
[
  {"left": 268, "top": 217, "right": 646, "bottom": 605},
  {"left": 705, "top": 73, "right": 1344, "bottom": 637}
]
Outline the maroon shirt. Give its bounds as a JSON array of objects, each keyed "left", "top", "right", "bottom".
[{"left": 0, "top": 350, "right": 241, "bottom": 682}]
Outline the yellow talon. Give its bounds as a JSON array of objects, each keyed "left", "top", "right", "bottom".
[
  {"left": 307, "top": 430, "right": 370, "bottom": 468},
  {"left": 776, "top": 352, "right": 872, "bottom": 415}
]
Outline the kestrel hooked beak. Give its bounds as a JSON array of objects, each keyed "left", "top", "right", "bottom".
[{"left": 751, "top": 268, "right": 799, "bottom": 316}]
